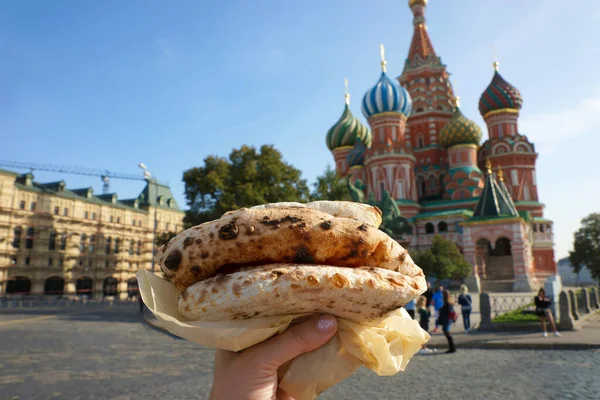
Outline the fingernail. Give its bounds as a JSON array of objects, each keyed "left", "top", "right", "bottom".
[{"left": 316, "top": 315, "right": 337, "bottom": 333}]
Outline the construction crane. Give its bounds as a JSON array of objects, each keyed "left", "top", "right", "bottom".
[{"left": 0, "top": 160, "right": 151, "bottom": 194}]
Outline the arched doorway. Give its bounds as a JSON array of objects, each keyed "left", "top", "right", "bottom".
[
  {"left": 103, "top": 277, "right": 118, "bottom": 297},
  {"left": 76, "top": 277, "right": 93, "bottom": 296},
  {"left": 44, "top": 276, "right": 65, "bottom": 295},
  {"left": 493, "top": 238, "right": 512, "bottom": 256},
  {"left": 6, "top": 276, "right": 31, "bottom": 295},
  {"left": 127, "top": 277, "right": 139, "bottom": 298}
]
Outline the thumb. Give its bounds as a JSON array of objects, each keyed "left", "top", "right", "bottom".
[{"left": 247, "top": 315, "right": 338, "bottom": 371}]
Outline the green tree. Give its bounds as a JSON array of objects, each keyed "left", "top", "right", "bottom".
[
  {"left": 569, "top": 213, "right": 600, "bottom": 284},
  {"left": 410, "top": 235, "right": 471, "bottom": 281},
  {"left": 155, "top": 231, "right": 177, "bottom": 247},
  {"left": 310, "top": 165, "right": 350, "bottom": 201},
  {"left": 183, "top": 145, "right": 309, "bottom": 226}
]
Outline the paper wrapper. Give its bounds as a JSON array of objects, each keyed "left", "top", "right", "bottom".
[{"left": 137, "top": 270, "right": 430, "bottom": 400}]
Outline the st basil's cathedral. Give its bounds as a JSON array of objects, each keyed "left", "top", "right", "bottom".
[{"left": 325, "top": 0, "right": 557, "bottom": 292}]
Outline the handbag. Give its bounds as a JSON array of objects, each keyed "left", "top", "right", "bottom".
[{"left": 449, "top": 310, "right": 458, "bottom": 322}]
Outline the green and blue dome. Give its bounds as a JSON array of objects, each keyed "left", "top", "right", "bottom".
[
  {"left": 439, "top": 101, "right": 482, "bottom": 148},
  {"left": 326, "top": 102, "right": 371, "bottom": 151}
]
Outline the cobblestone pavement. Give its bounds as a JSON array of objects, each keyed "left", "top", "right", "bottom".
[{"left": 0, "top": 306, "right": 598, "bottom": 400}]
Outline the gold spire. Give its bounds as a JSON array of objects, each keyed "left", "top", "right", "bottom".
[
  {"left": 497, "top": 165, "right": 504, "bottom": 182},
  {"left": 486, "top": 158, "right": 492, "bottom": 175},
  {"left": 409, "top": 0, "right": 428, "bottom": 7},
  {"left": 453, "top": 96, "right": 461, "bottom": 109},
  {"left": 380, "top": 44, "right": 387, "bottom": 73},
  {"left": 493, "top": 60, "right": 500, "bottom": 71},
  {"left": 344, "top": 78, "right": 350, "bottom": 105}
]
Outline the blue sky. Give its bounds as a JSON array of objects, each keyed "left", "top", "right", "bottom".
[{"left": 2, "top": 0, "right": 599, "bottom": 259}]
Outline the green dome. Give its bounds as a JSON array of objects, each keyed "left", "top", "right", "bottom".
[
  {"left": 326, "top": 104, "right": 371, "bottom": 151},
  {"left": 439, "top": 106, "right": 482, "bottom": 149}
]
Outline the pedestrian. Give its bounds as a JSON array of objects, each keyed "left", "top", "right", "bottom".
[
  {"left": 431, "top": 284, "right": 444, "bottom": 332},
  {"left": 457, "top": 284, "right": 472, "bottom": 333},
  {"left": 416, "top": 295, "right": 433, "bottom": 353},
  {"left": 423, "top": 281, "right": 433, "bottom": 309},
  {"left": 535, "top": 288, "right": 560, "bottom": 337},
  {"left": 438, "top": 290, "right": 457, "bottom": 353},
  {"left": 139, "top": 295, "right": 145, "bottom": 314},
  {"left": 404, "top": 298, "right": 416, "bottom": 319}
]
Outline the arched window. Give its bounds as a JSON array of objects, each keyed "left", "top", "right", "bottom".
[
  {"left": 59, "top": 233, "right": 67, "bottom": 250},
  {"left": 427, "top": 175, "right": 437, "bottom": 194},
  {"left": 103, "top": 277, "right": 118, "bottom": 297},
  {"left": 6, "top": 276, "right": 31, "bottom": 295},
  {"left": 439, "top": 174, "right": 445, "bottom": 194},
  {"left": 44, "top": 276, "right": 65, "bottom": 295},
  {"left": 417, "top": 176, "right": 425, "bottom": 198},
  {"left": 425, "top": 223, "right": 434, "bottom": 234},
  {"left": 25, "top": 228, "right": 35, "bottom": 249},
  {"left": 12, "top": 227, "right": 22, "bottom": 248},
  {"left": 76, "top": 277, "right": 93, "bottom": 296},
  {"left": 137, "top": 240, "right": 142, "bottom": 256},
  {"left": 106, "top": 237, "right": 112, "bottom": 254},
  {"left": 80, "top": 234, "right": 87, "bottom": 253},
  {"left": 114, "top": 238, "right": 120, "bottom": 253},
  {"left": 540, "top": 224, "right": 545, "bottom": 233},
  {"left": 48, "top": 231, "right": 57, "bottom": 250},
  {"left": 417, "top": 135, "right": 424, "bottom": 149},
  {"left": 533, "top": 224, "right": 538, "bottom": 232},
  {"left": 438, "top": 221, "right": 448, "bottom": 232}
]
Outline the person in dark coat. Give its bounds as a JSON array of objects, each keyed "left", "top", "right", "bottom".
[
  {"left": 535, "top": 288, "right": 560, "bottom": 337},
  {"left": 437, "top": 290, "right": 456, "bottom": 353},
  {"left": 457, "top": 284, "right": 473, "bottom": 332}
]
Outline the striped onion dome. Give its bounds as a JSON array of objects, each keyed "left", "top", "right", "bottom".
[
  {"left": 347, "top": 138, "right": 367, "bottom": 167},
  {"left": 479, "top": 68, "right": 523, "bottom": 117},
  {"left": 362, "top": 72, "right": 412, "bottom": 118},
  {"left": 326, "top": 103, "right": 371, "bottom": 151},
  {"left": 439, "top": 105, "right": 482, "bottom": 149}
]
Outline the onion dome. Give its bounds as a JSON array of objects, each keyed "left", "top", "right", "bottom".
[
  {"left": 362, "top": 72, "right": 412, "bottom": 118},
  {"left": 347, "top": 139, "right": 367, "bottom": 167},
  {"left": 326, "top": 95, "right": 371, "bottom": 151},
  {"left": 439, "top": 98, "right": 482, "bottom": 149},
  {"left": 362, "top": 44, "right": 412, "bottom": 119},
  {"left": 478, "top": 62, "right": 523, "bottom": 117}
]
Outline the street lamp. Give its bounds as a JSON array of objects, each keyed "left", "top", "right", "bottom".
[{"left": 139, "top": 163, "right": 158, "bottom": 273}]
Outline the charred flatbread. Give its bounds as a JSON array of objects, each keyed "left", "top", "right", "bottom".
[
  {"left": 158, "top": 207, "right": 422, "bottom": 291},
  {"left": 178, "top": 264, "right": 424, "bottom": 322}
]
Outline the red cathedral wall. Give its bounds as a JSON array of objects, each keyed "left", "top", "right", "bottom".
[{"left": 532, "top": 248, "right": 557, "bottom": 276}]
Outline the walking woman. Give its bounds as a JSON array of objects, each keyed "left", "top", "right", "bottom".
[
  {"left": 416, "top": 295, "right": 433, "bottom": 353},
  {"left": 457, "top": 284, "right": 472, "bottom": 332},
  {"left": 535, "top": 288, "right": 560, "bottom": 337},
  {"left": 438, "top": 290, "right": 457, "bottom": 353}
]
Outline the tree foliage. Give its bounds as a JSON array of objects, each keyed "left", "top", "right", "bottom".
[
  {"left": 155, "top": 231, "right": 177, "bottom": 247},
  {"left": 410, "top": 235, "right": 471, "bottom": 281},
  {"left": 310, "top": 164, "right": 350, "bottom": 202},
  {"left": 183, "top": 145, "right": 309, "bottom": 226},
  {"left": 569, "top": 213, "right": 600, "bottom": 283}
]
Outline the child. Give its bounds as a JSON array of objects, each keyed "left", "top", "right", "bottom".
[{"left": 416, "top": 295, "right": 433, "bottom": 353}]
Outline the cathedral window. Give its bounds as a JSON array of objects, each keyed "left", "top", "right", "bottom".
[
  {"left": 523, "top": 185, "right": 531, "bottom": 201},
  {"left": 511, "top": 170, "right": 518, "bottom": 186},
  {"left": 425, "top": 223, "right": 434, "bottom": 234},
  {"left": 417, "top": 176, "right": 425, "bottom": 197},
  {"left": 438, "top": 221, "right": 448, "bottom": 232},
  {"left": 417, "top": 135, "right": 424, "bottom": 148}
]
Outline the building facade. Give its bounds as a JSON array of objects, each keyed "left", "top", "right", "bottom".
[
  {"left": 0, "top": 169, "right": 184, "bottom": 299},
  {"left": 326, "top": 0, "right": 557, "bottom": 292}
]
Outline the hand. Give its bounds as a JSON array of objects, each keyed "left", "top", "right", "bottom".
[{"left": 210, "top": 315, "right": 338, "bottom": 400}]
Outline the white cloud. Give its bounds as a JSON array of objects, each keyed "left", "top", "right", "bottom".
[
  {"left": 155, "top": 38, "right": 176, "bottom": 59},
  {"left": 520, "top": 96, "right": 600, "bottom": 153}
]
